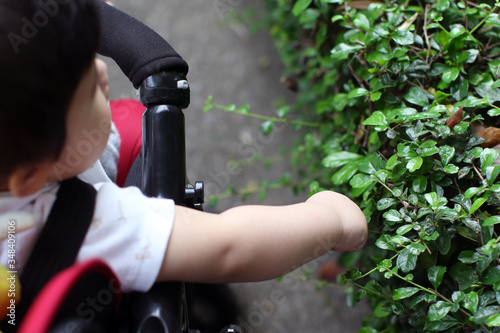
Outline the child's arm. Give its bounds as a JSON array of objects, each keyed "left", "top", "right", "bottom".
[{"left": 156, "top": 191, "right": 367, "bottom": 283}]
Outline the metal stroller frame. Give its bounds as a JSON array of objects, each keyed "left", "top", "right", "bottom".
[{"left": 121, "top": 73, "right": 204, "bottom": 333}]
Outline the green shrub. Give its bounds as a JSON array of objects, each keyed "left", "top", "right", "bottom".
[{"left": 210, "top": 0, "right": 500, "bottom": 331}]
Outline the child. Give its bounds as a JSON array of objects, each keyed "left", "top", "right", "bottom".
[{"left": 0, "top": 0, "right": 367, "bottom": 295}]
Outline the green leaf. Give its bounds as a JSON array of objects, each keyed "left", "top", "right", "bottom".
[
  {"left": 480, "top": 148, "right": 499, "bottom": 171},
  {"left": 292, "top": 0, "right": 313, "bottom": 16},
  {"left": 463, "top": 291, "right": 479, "bottom": 314},
  {"left": 407, "top": 156, "right": 423, "bottom": 172},
  {"left": 350, "top": 173, "right": 376, "bottom": 188},
  {"left": 472, "top": 306, "right": 500, "bottom": 324},
  {"left": 331, "top": 43, "right": 363, "bottom": 59},
  {"left": 453, "top": 122, "right": 469, "bottom": 134},
  {"left": 370, "top": 91, "right": 382, "bottom": 102},
  {"left": 276, "top": 106, "right": 290, "bottom": 118},
  {"left": 475, "top": 82, "right": 500, "bottom": 102},
  {"left": 362, "top": 111, "right": 387, "bottom": 127},
  {"left": 396, "top": 224, "right": 413, "bottom": 236},
  {"left": 412, "top": 176, "right": 427, "bottom": 193},
  {"left": 419, "top": 140, "right": 437, "bottom": 149},
  {"left": 439, "top": 146, "right": 455, "bottom": 165},
  {"left": 428, "top": 266, "right": 446, "bottom": 290},
  {"left": 458, "top": 250, "right": 482, "bottom": 264},
  {"left": 487, "top": 313, "right": 500, "bottom": 327},
  {"left": 464, "top": 187, "right": 483, "bottom": 199},
  {"left": 483, "top": 267, "right": 500, "bottom": 285},
  {"left": 347, "top": 87, "right": 369, "bottom": 99},
  {"left": 451, "top": 76, "right": 469, "bottom": 101},
  {"left": 437, "top": 224, "right": 451, "bottom": 255},
  {"left": 392, "top": 29, "right": 414, "bottom": 45},
  {"left": 260, "top": 120, "right": 274, "bottom": 135},
  {"left": 486, "top": 165, "right": 500, "bottom": 186},
  {"left": 484, "top": 216, "right": 500, "bottom": 227},
  {"left": 470, "top": 196, "right": 488, "bottom": 215},
  {"left": 377, "top": 198, "right": 398, "bottom": 210},
  {"left": 397, "top": 248, "right": 418, "bottom": 273},
  {"left": 424, "top": 315, "right": 460, "bottom": 330},
  {"left": 386, "top": 154, "right": 401, "bottom": 170},
  {"left": 323, "top": 151, "right": 362, "bottom": 168},
  {"left": 455, "top": 95, "right": 489, "bottom": 108},
  {"left": 443, "top": 164, "right": 459, "bottom": 174},
  {"left": 376, "top": 235, "right": 397, "bottom": 251},
  {"left": 331, "top": 162, "right": 359, "bottom": 185},
  {"left": 384, "top": 209, "right": 402, "bottom": 222},
  {"left": 408, "top": 242, "right": 426, "bottom": 255},
  {"left": 353, "top": 13, "right": 370, "bottom": 31},
  {"left": 405, "top": 87, "right": 429, "bottom": 107},
  {"left": 347, "top": 288, "right": 367, "bottom": 306},
  {"left": 442, "top": 67, "right": 460, "bottom": 83},
  {"left": 393, "top": 287, "right": 419, "bottom": 301},
  {"left": 450, "top": 263, "right": 478, "bottom": 290},
  {"left": 377, "top": 258, "right": 393, "bottom": 272},
  {"left": 488, "top": 108, "right": 500, "bottom": 117},
  {"left": 410, "top": 293, "right": 437, "bottom": 309},
  {"left": 331, "top": 14, "right": 343, "bottom": 23},
  {"left": 428, "top": 301, "right": 453, "bottom": 321},
  {"left": 392, "top": 235, "right": 411, "bottom": 247},
  {"left": 420, "top": 146, "right": 440, "bottom": 157}
]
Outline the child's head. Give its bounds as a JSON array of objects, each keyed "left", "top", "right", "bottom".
[{"left": 0, "top": 0, "right": 108, "bottom": 195}]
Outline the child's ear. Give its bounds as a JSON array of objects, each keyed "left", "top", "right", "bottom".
[{"left": 8, "top": 163, "right": 52, "bottom": 197}]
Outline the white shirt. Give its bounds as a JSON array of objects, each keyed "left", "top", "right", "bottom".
[{"left": 0, "top": 178, "right": 175, "bottom": 292}]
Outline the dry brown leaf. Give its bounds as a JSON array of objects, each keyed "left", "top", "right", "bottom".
[
  {"left": 477, "top": 126, "right": 500, "bottom": 148},
  {"left": 446, "top": 106, "right": 463, "bottom": 129},
  {"left": 335, "top": 0, "right": 384, "bottom": 11}
]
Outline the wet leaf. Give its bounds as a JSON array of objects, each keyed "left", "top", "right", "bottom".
[
  {"left": 393, "top": 287, "right": 419, "bottom": 301},
  {"left": 428, "top": 266, "right": 447, "bottom": 290},
  {"left": 407, "top": 156, "right": 423, "bottom": 172}
]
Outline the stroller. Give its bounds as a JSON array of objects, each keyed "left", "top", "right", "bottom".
[{"left": 0, "top": 1, "right": 242, "bottom": 332}]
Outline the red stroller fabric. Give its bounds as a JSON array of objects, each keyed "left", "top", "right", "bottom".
[
  {"left": 110, "top": 99, "right": 144, "bottom": 187},
  {"left": 18, "top": 259, "right": 121, "bottom": 333}
]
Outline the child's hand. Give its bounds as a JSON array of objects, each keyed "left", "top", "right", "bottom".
[{"left": 306, "top": 191, "right": 367, "bottom": 252}]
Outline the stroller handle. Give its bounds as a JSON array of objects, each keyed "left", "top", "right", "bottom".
[{"left": 96, "top": 0, "right": 189, "bottom": 88}]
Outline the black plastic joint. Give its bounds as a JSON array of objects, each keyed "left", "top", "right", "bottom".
[
  {"left": 185, "top": 181, "right": 204, "bottom": 210},
  {"left": 139, "top": 72, "right": 190, "bottom": 109}
]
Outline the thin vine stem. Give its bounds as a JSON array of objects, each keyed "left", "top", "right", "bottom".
[{"left": 205, "top": 101, "right": 320, "bottom": 127}]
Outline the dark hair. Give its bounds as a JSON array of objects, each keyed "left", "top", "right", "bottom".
[{"left": 0, "top": 0, "right": 100, "bottom": 182}]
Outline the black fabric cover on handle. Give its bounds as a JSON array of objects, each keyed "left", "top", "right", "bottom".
[
  {"left": 0, "top": 178, "right": 97, "bottom": 332},
  {"left": 96, "top": 1, "right": 189, "bottom": 88}
]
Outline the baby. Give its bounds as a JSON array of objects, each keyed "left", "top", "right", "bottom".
[{"left": 0, "top": 0, "right": 367, "bottom": 295}]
